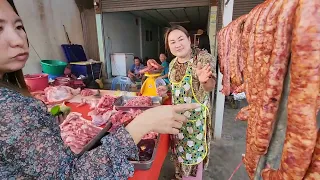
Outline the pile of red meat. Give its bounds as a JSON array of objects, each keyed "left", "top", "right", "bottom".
[
  {"left": 124, "top": 96, "right": 153, "bottom": 107},
  {"left": 109, "top": 109, "right": 158, "bottom": 139},
  {"left": 139, "top": 59, "right": 163, "bottom": 74},
  {"left": 217, "top": 0, "right": 320, "bottom": 179},
  {"left": 80, "top": 89, "right": 95, "bottom": 96},
  {"left": 59, "top": 93, "right": 158, "bottom": 154},
  {"left": 88, "top": 95, "right": 117, "bottom": 126},
  {"left": 60, "top": 112, "right": 102, "bottom": 154}
]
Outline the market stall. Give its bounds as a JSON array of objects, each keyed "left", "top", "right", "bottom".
[
  {"left": 217, "top": 0, "right": 319, "bottom": 179},
  {"left": 66, "top": 99, "right": 171, "bottom": 180},
  {"left": 30, "top": 85, "right": 172, "bottom": 180}
]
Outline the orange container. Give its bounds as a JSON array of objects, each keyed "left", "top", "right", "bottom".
[{"left": 24, "top": 74, "right": 49, "bottom": 92}]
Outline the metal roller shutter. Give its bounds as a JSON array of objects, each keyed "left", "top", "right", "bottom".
[
  {"left": 232, "top": 0, "right": 264, "bottom": 20},
  {"left": 101, "top": 0, "right": 210, "bottom": 12}
]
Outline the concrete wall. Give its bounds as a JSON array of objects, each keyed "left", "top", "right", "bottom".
[
  {"left": 14, "top": 0, "right": 84, "bottom": 74},
  {"left": 102, "top": 12, "right": 140, "bottom": 58},
  {"left": 141, "top": 19, "right": 159, "bottom": 60}
]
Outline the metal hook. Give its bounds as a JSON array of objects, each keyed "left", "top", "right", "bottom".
[{"left": 225, "top": 0, "right": 230, "bottom": 6}]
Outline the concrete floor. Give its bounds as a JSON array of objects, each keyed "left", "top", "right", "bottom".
[{"left": 159, "top": 100, "right": 250, "bottom": 180}]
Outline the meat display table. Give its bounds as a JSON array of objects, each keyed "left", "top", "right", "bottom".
[{"left": 66, "top": 90, "right": 172, "bottom": 180}]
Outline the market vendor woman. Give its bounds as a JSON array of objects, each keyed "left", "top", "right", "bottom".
[
  {"left": 165, "top": 25, "right": 216, "bottom": 179},
  {"left": 0, "top": 1, "right": 199, "bottom": 179}
]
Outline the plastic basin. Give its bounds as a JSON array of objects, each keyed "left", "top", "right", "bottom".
[
  {"left": 24, "top": 73, "right": 49, "bottom": 92},
  {"left": 41, "top": 60, "right": 67, "bottom": 75}
]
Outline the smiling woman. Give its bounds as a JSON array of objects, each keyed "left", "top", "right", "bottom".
[{"left": 163, "top": 25, "right": 217, "bottom": 180}]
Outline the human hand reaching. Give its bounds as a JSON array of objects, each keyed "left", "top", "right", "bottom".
[
  {"left": 125, "top": 103, "right": 200, "bottom": 144},
  {"left": 196, "top": 62, "right": 213, "bottom": 84}
]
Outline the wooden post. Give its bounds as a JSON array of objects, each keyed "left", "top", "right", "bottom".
[
  {"left": 208, "top": 3, "right": 218, "bottom": 133},
  {"left": 94, "top": 0, "right": 109, "bottom": 78},
  {"left": 214, "top": 0, "right": 234, "bottom": 139}
]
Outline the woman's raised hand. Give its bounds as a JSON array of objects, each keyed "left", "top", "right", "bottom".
[{"left": 196, "top": 62, "right": 213, "bottom": 84}]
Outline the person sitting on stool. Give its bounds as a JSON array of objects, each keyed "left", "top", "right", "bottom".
[{"left": 128, "top": 57, "right": 144, "bottom": 83}]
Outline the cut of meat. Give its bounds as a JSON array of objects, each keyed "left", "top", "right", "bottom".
[
  {"left": 253, "top": 0, "right": 277, "bottom": 106},
  {"left": 60, "top": 112, "right": 102, "bottom": 154},
  {"left": 236, "top": 106, "right": 250, "bottom": 121},
  {"left": 253, "top": 0, "right": 290, "bottom": 155},
  {"left": 80, "top": 89, "right": 95, "bottom": 96},
  {"left": 109, "top": 109, "right": 143, "bottom": 132},
  {"left": 31, "top": 91, "right": 47, "bottom": 103},
  {"left": 45, "top": 86, "right": 80, "bottom": 104},
  {"left": 304, "top": 131, "right": 320, "bottom": 180},
  {"left": 88, "top": 107, "right": 117, "bottom": 127},
  {"left": 124, "top": 96, "right": 153, "bottom": 107},
  {"left": 220, "top": 26, "right": 232, "bottom": 95},
  {"left": 262, "top": 0, "right": 319, "bottom": 179},
  {"left": 242, "top": 3, "right": 265, "bottom": 178},
  {"left": 229, "top": 14, "right": 247, "bottom": 87},
  {"left": 240, "top": 3, "right": 263, "bottom": 93},
  {"left": 147, "top": 59, "right": 162, "bottom": 69},
  {"left": 140, "top": 59, "right": 163, "bottom": 74},
  {"left": 97, "top": 95, "right": 116, "bottom": 109},
  {"left": 142, "top": 132, "right": 158, "bottom": 140}
]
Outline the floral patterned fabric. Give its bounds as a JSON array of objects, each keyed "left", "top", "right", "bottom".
[
  {"left": 0, "top": 87, "right": 138, "bottom": 179},
  {"left": 171, "top": 61, "right": 209, "bottom": 165},
  {"left": 168, "top": 48, "right": 216, "bottom": 179}
]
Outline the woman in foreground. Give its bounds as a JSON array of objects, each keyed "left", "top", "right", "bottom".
[
  {"left": 0, "top": 1, "right": 199, "bottom": 179},
  {"left": 164, "top": 25, "right": 217, "bottom": 179}
]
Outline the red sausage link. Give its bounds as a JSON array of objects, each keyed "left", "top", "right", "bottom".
[{"left": 262, "top": 0, "right": 319, "bottom": 179}]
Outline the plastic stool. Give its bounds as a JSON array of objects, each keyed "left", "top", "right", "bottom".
[{"left": 111, "top": 76, "right": 132, "bottom": 91}]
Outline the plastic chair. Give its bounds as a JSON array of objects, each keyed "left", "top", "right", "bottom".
[
  {"left": 111, "top": 76, "right": 132, "bottom": 91},
  {"left": 155, "top": 78, "right": 166, "bottom": 87}
]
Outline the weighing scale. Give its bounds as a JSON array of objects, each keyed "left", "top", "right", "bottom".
[{"left": 140, "top": 72, "right": 162, "bottom": 96}]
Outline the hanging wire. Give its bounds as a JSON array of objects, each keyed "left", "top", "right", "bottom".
[{"left": 29, "top": 42, "right": 42, "bottom": 61}]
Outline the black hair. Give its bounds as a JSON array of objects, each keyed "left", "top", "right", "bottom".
[
  {"left": 7, "top": 0, "right": 19, "bottom": 15},
  {"left": 133, "top": 57, "right": 141, "bottom": 62}
]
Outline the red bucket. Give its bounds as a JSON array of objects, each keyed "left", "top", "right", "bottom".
[{"left": 24, "top": 74, "right": 49, "bottom": 92}]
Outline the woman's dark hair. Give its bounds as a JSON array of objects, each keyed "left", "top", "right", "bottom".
[
  {"left": 0, "top": 0, "right": 29, "bottom": 95},
  {"left": 164, "top": 25, "right": 190, "bottom": 52},
  {"left": 7, "top": 0, "right": 19, "bottom": 14}
]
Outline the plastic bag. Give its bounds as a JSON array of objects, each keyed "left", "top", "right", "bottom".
[{"left": 232, "top": 92, "right": 246, "bottom": 101}]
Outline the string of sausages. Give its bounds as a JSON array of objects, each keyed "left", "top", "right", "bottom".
[{"left": 217, "top": 0, "right": 320, "bottom": 179}]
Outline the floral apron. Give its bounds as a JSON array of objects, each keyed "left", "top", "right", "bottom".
[{"left": 170, "top": 58, "right": 209, "bottom": 165}]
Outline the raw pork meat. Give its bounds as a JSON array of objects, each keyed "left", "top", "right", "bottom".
[
  {"left": 124, "top": 96, "right": 153, "bottom": 107},
  {"left": 45, "top": 86, "right": 80, "bottom": 104},
  {"left": 109, "top": 109, "right": 143, "bottom": 132},
  {"left": 80, "top": 89, "right": 95, "bottom": 96},
  {"left": 60, "top": 112, "right": 102, "bottom": 154},
  {"left": 97, "top": 95, "right": 116, "bottom": 109},
  {"left": 31, "top": 91, "right": 47, "bottom": 103},
  {"left": 139, "top": 59, "right": 163, "bottom": 74},
  {"left": 88, "top": 107, "right": 117, "bottom": 127},
  {"left": 142, "top": 132, "right": 158, "bottom": 140}
]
